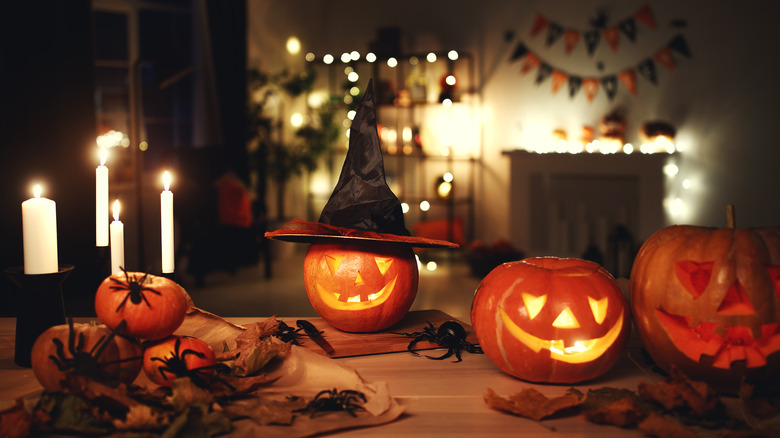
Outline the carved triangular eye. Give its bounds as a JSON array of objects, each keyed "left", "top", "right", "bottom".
[
  {"left": 674, "top": 260, "right": 714, "bottom": 299},
  {"left": 521, "top": 292, "right": 546, "bottom": 320},
  {"left": 552, "top": 307, "right": 580, "bottom": 328},
  {"left": 588, "top": 296, "right": 609, "bottom": 324},
  {"left": 717, "top": 281, "right": 755, "bottom": 315},
  {"left": 375, "top": 257, "right": 393, "bottom": 275},
  {"left": 768, "top": 266, "right": 780, "bottom": 300},
  {"left": 354, "top": 272, "right": 365, "bottom": 286},
  {"left": 326, "top": 254, "right": 344, "bottom": 275}
]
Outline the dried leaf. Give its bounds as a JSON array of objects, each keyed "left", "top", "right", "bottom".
[
  {"left": 582, "top": 387, "right": 653, "bottom": 427},
  {"left": 161, "top": 404, "right": 232, "bottom": 438},
  {"left": 167, "top": 378, "right": 215, "bottom": 413},
  {"left": 484, "top": 387, "right": 584, "bottom": 421},
  {"left": 0, "top": 399, "right": 32, "bottom": 438},
  {"left": 638, "top": 368, "right": 724, "bottom": 419},
  {"left": 210, "top": 374, "right": 277, "bottom": 399},
  {"left": 638, "top": 412, "right": 697, "bottom": 438},
  {"left": 222, "top": 394, "right": 308, "bottom": 426},
  {"left": 220, "top": 327, "right": 291, "bottom": 377},
  {"left": 36, "top": 392, "right": 110, "bottom": 435},
  {"left": 737, "top": 382, "right": 780, "bottom": 432},
  {"left": 112, "top": 404, "right": 169, "bottom": 431}
]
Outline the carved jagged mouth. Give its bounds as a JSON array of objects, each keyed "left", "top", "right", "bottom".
[
  {"left": 655, "top": 308, "right": 780, "bottom": 369},
  {"left": 315, "top": 276, "right": 398, "bottom": 309},
  {"left": 498, "top": 307, "right": 624, "bottom": 364}
]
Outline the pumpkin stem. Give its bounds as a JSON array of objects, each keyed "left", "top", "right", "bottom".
[{"left": 727, "top": 204, "right": 735, "bottom": 229}]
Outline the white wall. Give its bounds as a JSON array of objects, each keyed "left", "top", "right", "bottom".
[{"left": 248, "top": 0, "right": 780, "bottom": 247}]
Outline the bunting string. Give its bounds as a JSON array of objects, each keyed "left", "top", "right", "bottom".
[
  {"left": 530, "top": 4, "right": 656, "bottom": 55},
  {"left": 509, "top": 35, "right": 692, "bottom": 102}
]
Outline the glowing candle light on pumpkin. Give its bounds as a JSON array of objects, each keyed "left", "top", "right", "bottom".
[
  {"left": 96, "top": 147, "right": 109, "bottom": 247},
  {"left": 110, "top": 199, "right": 124, "bottom": 275},
  {"left": 160, "top": 171, "right": 174, "bottom": 273},
  {"left": 22, "top": 184, "right": 58, "bottom": 274}
]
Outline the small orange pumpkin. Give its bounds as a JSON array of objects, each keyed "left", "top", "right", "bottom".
[
  {"left": 142, "top": 335, "right": 217, "bottom": 387},
  {"left": 631, "top": 208, "right": 780, "bottom": 393},
  {"left": 303, "top": 240, "right": 418, "bottom": 332},
  {"left": 95, "top": 270, "right": 188, "bottom": 340},
  {"left": 471, "top": 257, "right": 630, "bottom": 383}
]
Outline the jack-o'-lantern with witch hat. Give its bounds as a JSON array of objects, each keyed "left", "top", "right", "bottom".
[{"left": 266, "top": 80, "right": 458, "bottom": 333}]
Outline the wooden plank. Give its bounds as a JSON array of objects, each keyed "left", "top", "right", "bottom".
[{"left": 281, "top": 310, "right": 477, "bottom": 357}]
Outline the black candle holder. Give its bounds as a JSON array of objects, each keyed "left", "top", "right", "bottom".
[
  {"left": 5, "top": 265, "right": 74, "bottom": 368},
  {"left": 96, "top": 245, "right": 110, "bottom": 280}
]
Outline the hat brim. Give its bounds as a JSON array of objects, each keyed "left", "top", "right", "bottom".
[{"left": 265, "top": 219, "right": 459, "bottom": 249}]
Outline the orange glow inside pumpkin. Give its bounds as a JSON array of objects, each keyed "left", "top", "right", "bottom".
[
  {"left": 654, "top": 260, "right": 780, "bottom": 369},
  {"left": 314, "top": 253, "right": 401, "bottom": 309}
]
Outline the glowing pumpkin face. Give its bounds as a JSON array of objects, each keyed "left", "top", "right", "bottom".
[
  {"left": 631, "top": 225, "right": 780, "bottom": 394},
  {"left": 303, "top": 240, "right": 419, "bottom": 333},
  {"left": 471, "top": 257, "right": 630, "bottom": 383}
]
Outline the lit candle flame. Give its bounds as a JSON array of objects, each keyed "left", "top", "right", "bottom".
[
  {"left": 33, "top": 184, "right": 42, "bottom": 198},
  {"left": 99, "top": 147, "right": 108, "bottom": 166},
  {"left": 163, "top": 171, "right": 172, "bottom": 191},
  {"left": 113, "top": 199, "right": 121, "bottom": 221}
]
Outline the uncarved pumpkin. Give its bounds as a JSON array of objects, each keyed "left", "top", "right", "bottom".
[
  {"left": 95, "top": 271, "right": 188, "bottom": 340},
  {"left": 142, "top": 335, "right": 217, "bottom": 387},
  {"left": 303, "top": 240, "right": 419, "bottom": 332},
  {"left": 471, "top": 257, "right": 630, "bottom": 383},
  {"left": 631, "top": 221, "right": 780, "bottom": 393}
]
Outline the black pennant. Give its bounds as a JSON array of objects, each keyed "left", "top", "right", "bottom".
[
  {"left": 509, "top": 42, "right": 529, "bottom": 61},
  {"left": 546, "top": 23, "right": 564, "bottom": 46},
  {"left": 568, "top": 76, "right": 582, "bottom": 98},
  {"left": 668, "top": 34, "right": 692, "bottom": 58},
  {"left": 638, "top": 59, "right": 658, "bottom": 84},
  {"left": 536, "top": 63, "right": 553, "bottom": 84},
  {"left": 619, "top": 18, "right": 637, "bottom": 42},
  {"left": 584, "top": 30, "right": 600, "bottom": 55},
  {"left": 601, "top": 75, "right": 618, "bottom": 100}
]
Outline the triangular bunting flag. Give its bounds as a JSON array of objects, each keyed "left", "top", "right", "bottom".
[
  {"left": 536, "top": 63, "right": 553, "bottom": 84},
  {"left": 618, "top": 69, "right": 637, "bottom": 95},
  {"left": 635, "top": 5, "right": 656, "bottom": 29},
  {"left": 510, "top": 42, "right": 529, "bottom": 62},
  {"left": 619, "top": 18, "right": 637, "bottom": 42},
  {"left": 530, "top": 14, "right": 548, "bottom": 38},
  {"left": 602, "top": 26, "right": 620, "bottom": 51},
  {"left": 669, "top": 34, "right": 692, "bottom": 58},
  {"left": 568, "top": 76, "right": 582, "bottom": 98},
  {"left": 638, "top": 58, "right": 658, "bottom": 84},
  {"left": 601, "top": 75, "right": 618, "bottom": 100},
  {"left": 584, "top": 30, "right": 600, "bottom": 55},
  {"left": 563, "top": 30, "right": 581, "bottom": 54},
  {"left": 551, "top": 70, "right": 568, "bottom": 94},
  {"left": 654, "top": 47, "right": 675, "bottom": 71},
  {"left": 582, "top": 78, "right": 599, "bottom": 102},
  {"left": 546, "top": 22, "right": 564, "bottom": 46},
  {"left": 520, "top": 52, "right": 540, "bottom": 74}
]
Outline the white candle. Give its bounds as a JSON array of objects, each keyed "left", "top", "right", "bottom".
[
  {"left": 96, "top": 148, "right": 109, "bottom": 247},
  {"left": 161, "top": 171, "right": 174, "bottom": 273},
  {"left": 110, "top": 199, "right": 124, "bottom": 275},
  {"left": 22, "top": 184, "right": 58, "bottom": 274}
]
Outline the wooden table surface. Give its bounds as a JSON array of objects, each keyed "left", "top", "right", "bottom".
[{"left": 0, "top": 316, "right": 661, "bottom": 437}]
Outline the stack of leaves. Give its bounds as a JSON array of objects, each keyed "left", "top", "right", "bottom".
[{"left": 485, "top": 367, "right": 780, "bottom": 437}]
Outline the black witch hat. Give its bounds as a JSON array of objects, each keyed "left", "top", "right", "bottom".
[{"left": 265, "top": 79, "right": 457, "bottom": 248}]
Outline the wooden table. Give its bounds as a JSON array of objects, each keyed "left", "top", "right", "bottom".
[{"left": 0, "top": 316, "right": 659, "bottom": 437}]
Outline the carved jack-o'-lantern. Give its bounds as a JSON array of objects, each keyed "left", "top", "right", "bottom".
[
  {"left": 631, "top": 217, "right": 780, "bottom": 393},
  {"left": 471, "top": 257, "right": 630, "bottom": 383},
  {"left": 303, "top": 240, "right": 419, "bottom": 333}
]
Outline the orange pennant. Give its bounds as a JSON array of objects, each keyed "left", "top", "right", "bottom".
[
  {"left": 551, "top": 70, "right": 568, "bottom": 94},
  {"left": 654, "top": 47, "right": 676, "bottom": 71},
  {"left": 563, "top": 30, "right": 581, "bottom": 54},
  {"left": 618, "top": 70, "right": 637, "bottom": 95},
  {"left": 602, "top": 27, "right": 620, "bottom": 51},
  {"left": 635, "top": 5, "right": 656, "bottom": 29},
  {"left": 520, "top": 53, "right": 541, "bottom": 74},
  {"left": 582, "top": 78, "right": 599, "bottom": 102},
  {"left": 530, "top": 15, "right": 548, "bottom": 38}
]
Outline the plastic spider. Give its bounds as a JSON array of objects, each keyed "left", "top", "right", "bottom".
[
  {"left": 274, "top": 321, "right": 304, "bottom": 344},
  {"left": 396, "top": 321, "right": 483, "bottom": 362},
  {"left": 49, "top": 318, "right": 138, "bottom": 385},
  {"left": 296, "top": 388, "right": 366, "bottom": 418},
  {"left": 108, "top": 268, "right": 161, "bottom": 312},
  {"left": 150, "top": 337, "right": 231, "bottom": 389}
]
